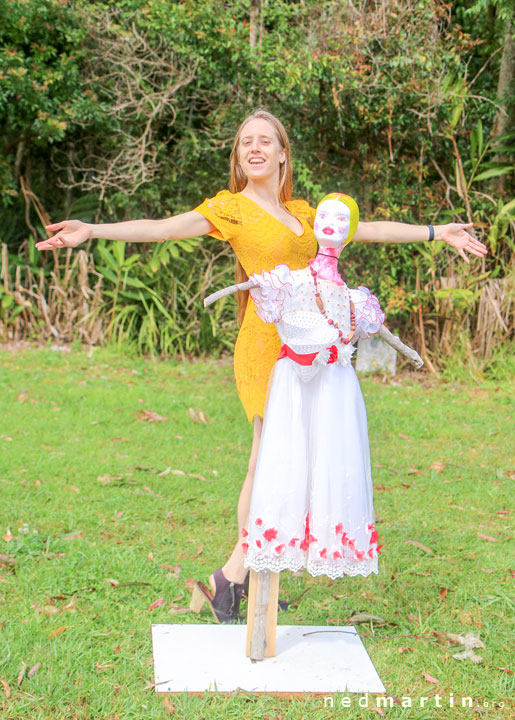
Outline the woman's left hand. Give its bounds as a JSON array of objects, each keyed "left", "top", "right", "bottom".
[{"left": 435, "top": 223, "right": 488, "bottom": 263}]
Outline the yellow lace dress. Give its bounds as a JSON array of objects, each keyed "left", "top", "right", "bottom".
[{"left": 194, "top": 190, "right": 317, "bottom": 422}]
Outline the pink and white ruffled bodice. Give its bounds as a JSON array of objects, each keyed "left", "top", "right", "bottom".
[{"left": 249, "top": 264, "right": 384, "bottom": 380}]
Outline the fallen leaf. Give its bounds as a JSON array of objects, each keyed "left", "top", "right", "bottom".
[
  {"left": 61, "top": 531, "right": 84, "bottom": 540},
  {"left": 439, "top": 587, "right": 448, "bottom": 601},
  {"left": 171, "top": 469, "right": 185, "bottom": 476},
  {"left": 401, "top": 482, "right": 410, "bottom": 488},
  {"left": 49, "top": 626, "right": 67, "bottom": 638},
  {"left": 62, "top": 598, "right": 76, "bottom": 612},
  {"left": 17, "top": 392, "right": 29, "bottom": 403},
  {"left": 158, "top": 467, "right": 171, "bottom": 477},
  {"left": 165, "top": 565, "right": 181, "bottom": 576},
  {"left": 27, "top": 663, "right": 41, "bottom": 678},
  {"left": 453, "top": 649, "right": 482, "bottom": 663},
  {"left": 168, "top": 606, "right": 192, "bottom": 614},
  {"left": 196, "top": 408, "right": 208, "bottom": 424},
  {"left": 374, "top": 484, "right": 388, "bottom": 491},
  {"left": 136, "top": 409, "right": 167, "bottom": 423},
  {"left": 17, "top": 663, "right": 27, "bottom": 686},
  {"left": 68, "top": 486, "right": 80, "bottom": 493},
  {"left": 1, "top": 678, "right": 11, "bottom": 698},
  {"left": 433, "top": 631, "right": 485, "bottom": 649},
  {"left": 408, "top": 613, "right": 418, "bottom": 623},
  {"left": 162, "top": 696, "right": 176, "bottom": 714},
  {"left": 95, "top": 662, "right": 114, "bottom": 671},
  {"left": 184, "top": 578, "right": 196, "bottom": 592},
  {"left": 398, "top": 433, "right": 409, "bottom": 440},
  {"left": 398, "top": 647, "right": 412, "bottom": 653},
  {"left": 2, "top": 528, "right": 19, "bottom": 543},
  {"left": 188, "top": 473, "right": 208, "bottom": 482},
  {"left": 189, "top": 408, "right": 200, "bottom": 423},
  {"left": 347, "top": 611, "right": 387, "bottom": 625},
  {"left": 149, "top": 598, "right": 165, "bottom": 611},
  {"left": 423, "top": 671, "right": 439, "bottom": 684},
  {"left": 370, "top": 708, "right": 385, "bottom": 717},
  {"left": 43, "top": 605, "right": 59, "bottom": 615},
  {"left": 498, "top": 667, "right": 513, "bottom": 674},
  {"left": 477, "top": 533, "right": 498, "bottom": 542},
  {"left": 97, "top": 474, "right": 122, "bottom": 485},
  {"left": 192, "top": 544, "right": 203, "bottom": 559},
  {"left": 405, "top": 540, "right": 433, "bottom": 554},
  {"left": 105, "top": 578, "right": 119, "bottom": 587},
  {"left": 406, "top": 466, "right": 422, "bottom": 475},
  {"left": 429, "top": 461, "right": 446, "bottom": 472}
]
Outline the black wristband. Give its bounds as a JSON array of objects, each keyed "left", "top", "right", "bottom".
[{"left": 427, "top": 224, "right": 434, "bottom": 241}]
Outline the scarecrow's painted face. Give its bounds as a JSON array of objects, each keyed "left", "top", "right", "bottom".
[{"left": 314, "top": 199, "right": 352, "bottom": 248}]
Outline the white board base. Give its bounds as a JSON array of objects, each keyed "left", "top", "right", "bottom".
[{"left": 152, "top": 624, "right": 385, "bottom": 694}]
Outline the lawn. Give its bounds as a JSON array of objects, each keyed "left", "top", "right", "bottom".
[{"left": 0, "top": 344, "right": 513, "bottom": 719}]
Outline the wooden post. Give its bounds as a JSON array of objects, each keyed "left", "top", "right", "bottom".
[{"left": 246, "top": 569, "right": 280, "bottom": 660}]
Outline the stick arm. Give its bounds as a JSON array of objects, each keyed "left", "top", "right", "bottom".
[
  {"left": 203, "top": 280, "right": 258, "bottom": 308},
  {"left": 377, "top": 325, "right": 424, "bottom": 368},
  {"left": 203, "top": 282, "right": 424, "bottom": 369}
]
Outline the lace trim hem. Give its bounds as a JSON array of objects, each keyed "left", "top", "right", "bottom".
[{"left": 244, "top": 554, "right": 379, "bottom": 580}]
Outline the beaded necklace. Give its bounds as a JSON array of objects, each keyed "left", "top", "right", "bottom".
[{"left": 308, "top": 262, "right": 356, "bottom": 345}]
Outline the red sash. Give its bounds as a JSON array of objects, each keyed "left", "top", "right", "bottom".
[{"left": 278, "top": 344, "right": 338, "bottom": 366}]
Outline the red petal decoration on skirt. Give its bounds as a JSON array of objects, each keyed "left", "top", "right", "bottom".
[
  {"left": 335, "top": 522, "right": 343, "bottom": 534},
  {"left": 341, "top": 533, "right": 348, "bottom": 546},
  {"left": 256, "top": 539, "right": 262, "bottom": 548},
  {"left": 368, "top": 547, "right": 374, "bottom": 558},
  {"left": 241, "top": 543, "right": 249, "bottom": 553},
  {"left": 241, "top": 528, "right": 248, "bottom": 537},
  {"left": 370, "top": 530, "right": 379, "bottom": 544},
  {"left": 288, "top": 538, "right": 299, "bottom": 547},
  {"left": 300, "top": 539, "right": 309, "bottom": 551},
  {"left": 275, "top": 544, "right": 285, "bottom": 554},
  {"left": 376, "top": 544, "right": 383, "bottom": 555},
  {"left": 263, "top": 527, "right": 278, "bottom": 542},
  {"left": 333, "top": 551, "right": 342, "bottom": 559},
  {"left": 355, "top": 550, "right": 365, "bottom": 561},
  {"left": 319, "top": 548, "right": 327, "bottom": 558},
  {"left": 255, "top": 518, "right": 263, "bottom": 526}
]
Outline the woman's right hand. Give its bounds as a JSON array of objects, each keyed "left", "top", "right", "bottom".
[{"left": 36, "top": 220, "right": 92, "bottom": 251}]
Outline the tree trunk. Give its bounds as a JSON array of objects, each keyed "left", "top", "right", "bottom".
[
  {"left": 249, "top": 0, "right": 259, "bottom": 50},
  {"left": 492, "top": 18, "right": 514, "bottom": 192}
]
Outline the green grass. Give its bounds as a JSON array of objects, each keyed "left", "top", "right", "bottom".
[{"left": 0, "top": 345, "right": 513, "bottom": 719}]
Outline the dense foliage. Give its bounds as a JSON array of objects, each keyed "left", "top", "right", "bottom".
[{"left": 1, "top": 0, "right": 513, "bottom": 370}]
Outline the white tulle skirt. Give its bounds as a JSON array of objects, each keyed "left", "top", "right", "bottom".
[{"left": 242, "top": 358, "right": 381, "bottom": 580}]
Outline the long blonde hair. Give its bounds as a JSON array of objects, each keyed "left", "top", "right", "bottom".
[{"left": 229, "top": 109, "right": 293, "bottom": 324}]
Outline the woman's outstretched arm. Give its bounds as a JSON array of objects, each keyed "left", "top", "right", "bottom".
[
  {"left": 354, "top": 221, "right": 487, "bottom": 263},
  {"left": 35, "top": 211, "right": 214, "bottom": 251}
]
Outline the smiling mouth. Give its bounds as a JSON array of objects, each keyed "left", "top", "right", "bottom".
[
  {"left": 322, "top": 227, "right": 334, "bottom": 235},
  {"left": 248, "top": 158, "right": 265, "bottom": 165}
]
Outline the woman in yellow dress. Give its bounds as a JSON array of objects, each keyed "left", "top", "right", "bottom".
[{"left": 37, "top": 109, "right": 487, "bottom": 623}]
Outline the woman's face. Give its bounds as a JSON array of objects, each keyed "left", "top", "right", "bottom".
[
  {"left": 314, "top": 200, "right": 351, "bottom": 248},
  {"left": 237, "top": 117, "right": 285, "bottom": 184}
]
